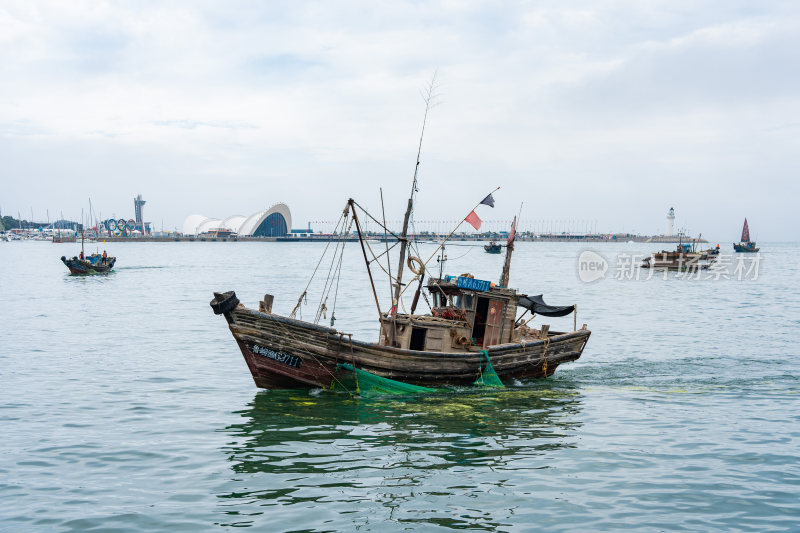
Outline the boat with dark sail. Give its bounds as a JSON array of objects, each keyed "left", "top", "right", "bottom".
[
  {"left": 733, "top": 218, "right": 759, "bottom": 253},
  {"left": 210, "top": 89, "right": 590, "bottom": 392},
  {"left": 484, "top": 241, "right": 502, "bottom": 254}
]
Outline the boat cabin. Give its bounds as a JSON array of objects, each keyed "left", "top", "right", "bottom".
[{"left": 379, "top": 275, "right": 520, "bottom": 352}]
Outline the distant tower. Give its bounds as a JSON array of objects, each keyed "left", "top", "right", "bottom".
[
  {"left": 666, "top": 207, "right": 675, "bottom": 236},
  {"left": 134, "top": 194, "right": 146, "bottom": 232}
]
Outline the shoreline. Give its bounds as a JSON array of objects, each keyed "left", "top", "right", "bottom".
[{"left": 81, "top": 235, "right": 709, "bottom": 244}]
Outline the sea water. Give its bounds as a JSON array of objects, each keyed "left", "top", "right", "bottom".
[{"left": 1, "top": 240, "right": 798, "bottom": 531}]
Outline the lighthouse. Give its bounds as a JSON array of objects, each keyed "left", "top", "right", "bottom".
[{"left": 666, "top": 207, "right": 675, "bottom": 236}]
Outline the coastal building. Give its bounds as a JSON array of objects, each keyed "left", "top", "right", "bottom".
[
  {"left": 134, "top": 194, "right": 148, "bottom": 234},
  {"left": 181, "top": 203, "right": 292, "bottom": 237}
]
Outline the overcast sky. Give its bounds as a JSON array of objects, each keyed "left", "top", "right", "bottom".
[{"left": 1, "top": 1, "right": 798, "bottom": 241}]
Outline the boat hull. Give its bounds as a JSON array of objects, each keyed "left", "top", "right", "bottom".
[
  {"left": 61, "top": 256, "right": 116, "bottom": 274},
  {"left": 214, "top": 294, "right": 590, "bottom": 390},
  {"left": 641, "top": 252, "right": 712, "bottom": 271},
  {"left": 733, "top": 243, "right": 759, "bottom": 253}
]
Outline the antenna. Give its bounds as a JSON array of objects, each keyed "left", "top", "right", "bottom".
[{"left": 392, "top": 72, "right": 440, "bottom": 327}]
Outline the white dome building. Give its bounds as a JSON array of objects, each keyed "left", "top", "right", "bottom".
[
  {"left": 182, "top": 214, "right": 209, "bottom": 236},
  {"left": 181, "top": 203, "right": 292, "bottom": 237}
]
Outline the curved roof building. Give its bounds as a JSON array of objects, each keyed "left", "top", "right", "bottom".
[{"left": 182, "top": 203, "right": 292, "bottom": 237}]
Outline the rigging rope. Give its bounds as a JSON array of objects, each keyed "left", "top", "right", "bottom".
[
  {"left": 350, "top": 200, "right": 403, "bottom": 241},
  {"left": 362, "top": 238, "right": 401, "bottom": 283},
  {"left": 329, "top": 238, "right": 347, "bottom": 327},
  {"left": 541, "top": 336, "right": 550, "bottom": 377},
  {"left": 315, "top": 217, "right": 354, "bottom": 323},
  {"left": 291, "top": 206, "right": 349, "bottom": 318}
]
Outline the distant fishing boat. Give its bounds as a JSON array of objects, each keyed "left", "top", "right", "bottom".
[
  {"left": 61, "top": 228, "right": 115, "bottom": 274},
  {"left": 733, "top": 218, "right": 759, "bottom": 253},
  {"left": 641, "top": 232, "right": 715, "bottom": 271},
  {"left": 484, "top": 241, "right": 502, "bottom": 254},
  {"left": 211, "top": 89, "right": 590, "bottom": 392},
  {"left": 61, "top": 253, "right": 116, "bottom": 274}
]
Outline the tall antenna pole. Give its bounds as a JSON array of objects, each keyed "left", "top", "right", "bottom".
[
  {"left": 392, "top": 73, "right": 438, "bottom": 325},
  {"left": 89, "top": 198, "right": 94, "bottom": 236}
]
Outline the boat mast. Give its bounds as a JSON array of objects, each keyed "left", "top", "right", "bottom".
[
  {"left": 392, "top": 75, "right": 437, "bottom": 324},
  {"left": 88, "top": 197, "right": 94, "bottom": 239},
  {"left": 350, "top": 199, "right": 390, "bottom": 341},
  {"left": 500, "top": 216, "right": 517, "bottom": 287}
]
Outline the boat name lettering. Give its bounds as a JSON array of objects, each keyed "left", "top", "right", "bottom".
[
  {"left": 457, "top": 276, "right": 492, "bottom": 292},
  {"left": 250, "top": 344, "right": 301, "bottom": 368}
]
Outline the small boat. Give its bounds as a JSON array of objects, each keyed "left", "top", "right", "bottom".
[
  {"left": 641, "top": 234, "right": 715, "bottom": 271},
  {"left": 61, "top": 253, "right": 116, "bottom": 274},
  {"left": 484, "top": 241, "right": 502, "bottom": 254},
  {"left": 211, "top": 93, "right": 590, "bottom": 392},
  {"left": 60, "top": 230, "right": 116, "bottom": 274},
  {"left": 733, "top": 218, "right": 759, "bottom": 253}
]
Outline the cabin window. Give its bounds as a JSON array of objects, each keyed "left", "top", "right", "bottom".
[
  {"left": 433, "top": 292, "right": 474, "bottom": 310},
  {"left": 452, "top": 293, "right": 474, "bottom": 310},
  {"left": 409, "top": 327, "right": 427, "bottom": 351},
  {"left": 434, "top": 292, "right": 448, "bottom": 307}
]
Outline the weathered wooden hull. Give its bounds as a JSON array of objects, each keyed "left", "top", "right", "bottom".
[
  {"left": 215, "top": 298, "right": 590, "bottom": 390},
  {"left": 641, "top": 251, "right": 713, "bottom": 271}
]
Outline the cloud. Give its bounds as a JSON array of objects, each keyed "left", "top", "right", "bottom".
[{"left": 1, "top": 1, "right": 798, "bottom": 239}]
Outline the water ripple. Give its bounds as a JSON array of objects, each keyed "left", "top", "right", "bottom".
[{"left": 1, "top": 242, "right": 799, "bottom": 531}]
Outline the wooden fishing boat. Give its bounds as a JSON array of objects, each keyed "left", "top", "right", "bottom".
[
  {"left": 61, "top": 253, "right": 116, "bottom": 274},
  {"left": 211, "top": 275, "right": 588, "bottom": 389},
  {"left": 642, "top": 233, "right": 715, "bottom": 271},
  {"left": 210, "top": 88, "right": 590, "bottom": 391},
  {"left": 733, "top": 218, "right": 759, "bottom": 252},
  {"left": 60, "top": 229, "right": 115, "bottom": 274},
  {"left": 484, "top": 241, "right": 502, "bottom": 254},
  {"left": 641, "top": 249, "right": 713, "bottom": 271}
]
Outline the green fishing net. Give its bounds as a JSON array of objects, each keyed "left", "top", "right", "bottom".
[
  {"left": 473, "top": 350, "right": 505, "bottom": 388},
  {"left": 335, "top": 364, "right": 438, "bottom": 397},
  {"left": 334, "top": 349, "right": 504, "bottom": 397}
]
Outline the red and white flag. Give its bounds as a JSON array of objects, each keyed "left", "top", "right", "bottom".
[{"left": 465, "top": 210, "right": 482, "bottom": 231}]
